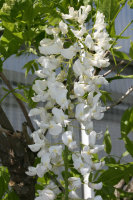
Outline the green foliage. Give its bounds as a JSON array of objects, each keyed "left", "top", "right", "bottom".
[
  {"left": 112, "top": 49, "right": 132, "bottom": 61},
  {"left": 100, "top": 90, "right": 113, "bottom": 105},
  {"left": 103, "top": 129, "right": 112, "bottom": 154},
  {"left": 121, "top": 107, "right": 133, "bottom": 157},
  {"left": 0, "top": 166, "right": 19, "bottom": 200},
  {"left": 128, "top": 0, "right": 133, "bottom": 8},
  {"left": 129, "top": 41, "right": 133, "bottom": 59},
  {"left": 0, "top": 167, "right": 9, "bottom": 199},
  {"left": 23, "top": 60, "right": 39, "bottom": 77},
  {"left": 95, "top": 163, "right": 133, "bottom": 199}
]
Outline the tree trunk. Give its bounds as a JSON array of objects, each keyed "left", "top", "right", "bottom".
[{"left": 0, "top": 131, "right": 36, "bottom": 200}]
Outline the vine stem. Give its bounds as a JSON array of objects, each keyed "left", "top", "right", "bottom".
[{"left": 64, "top": 59, "right": 73, "bottom": 200}]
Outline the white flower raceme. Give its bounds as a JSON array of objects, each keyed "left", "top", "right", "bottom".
[{"left": 27, "top": 5, "right": 111, "bottom": 200}]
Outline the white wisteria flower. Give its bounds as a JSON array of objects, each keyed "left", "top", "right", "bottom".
[
  {"left": 62, "top": 6, "right": 78, "bottom": 20},
  {"left": 52, "top": 107, "right": 68, "bottom": 123},
  {"left": 68, "top": 191, "right": 80, "bottom": 199},
  {"left": 61, "top": 45, "right": 77, "bottom": 59},
  {"left": 72, "top": 153, "right": 90, "bottom": 175},
  {"left": 68, "top": 177, "right": 81, "bottom": 190},
  {"left": 88, "top": 182, "right": 103, "bottom": 190},
  {"left": 35, "top": 189, "right": 55, "bottom": 200},
  {"left": 59, "top": 20, "right": 68, "bottom": 34},
  {"left": 62, "top": 131, "right": 77, "bottom": 149},
  {"left": 26, "top": 5, "right": 112, "bottom": 200},
  {"left": 39, "top": 38, "right": 63, "bottom": 55}
]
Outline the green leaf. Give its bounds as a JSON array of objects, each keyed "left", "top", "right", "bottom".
[
  {"left": 103, "top": 129, "right": 112, "bottom": 154},
  {"left": 14, "top": 93, "right": 28, "bottom": 103},
  {"left": 0, "top": 167, "right": 10, "bottom": 199},
  {"left": 23, "top": 60, "right": 38, "bottom": 77},
  {"left": 121, "top": 107, "right": 133, "bottom": 137},
  {"left": 128, "top": 0, "right": 133, "bottom": 8},
  {"left": 121, "top": 107, "right": 133, "bottom": 156},
  {"left": 124, "top": 137, "right": 133, "bottom": 157},
  {"left": 100, "top": 90, "right": 113, "bottom": 105},
  {"left": 0, "top": 0, "right": 5, "bottom": 9},
  {"left": 121, "top": 151, "right": 129, "bottom": 158},
  {"left": 129, "top": 41, "right": 133, "bottom": 59},
  {"left": 4, "top": 191, "right": 19, "bottom": 200},
  {"left": 112, "top": 49, "right": 132, "bottom": 61}
]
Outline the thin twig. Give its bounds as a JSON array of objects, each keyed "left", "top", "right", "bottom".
[
  {"left": 0, "top": 72, "right": 35, "bottom": 132},
  {"left": 103, "top": 60, "right": 125, "bottom": 77},
  {"left": 0, "top": 127, "right": 12, "bottom": 136},
  {"left": 0, "top": 105, "right": 14, "bottom": 132},
  {"left": 106, "top": 86, "right": 133, "bottom": 111},
  {"left": 22, "top": 122, "right": 33, "bottom": 144}
]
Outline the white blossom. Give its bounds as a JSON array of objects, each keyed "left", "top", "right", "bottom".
[
  {"left": 62, "top": 131, "right": 77, "bottom": 149},
  {"left": 68, "top": 177, "right": 81, "bottom": 190},
  {"left": 59, "top": 20, "right": 68, "bottom": 34}
]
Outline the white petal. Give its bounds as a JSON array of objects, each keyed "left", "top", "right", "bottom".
[
  {"left": 61, "top": 46, "right": 76, "bottom": 59},
  {"left": 68, "top": 191, "right": 80, "bottom": 199},
  {"left": 49, "top": 123, "right": 62, "bottom": 136},
  {"left": 59, "top": 20, "right": 68, "bottom": 34},
  {"left": 88, "top": 182, "right": 103, "bottom": 190},
  {"left": 29, "top": 108, "right": 41, "bottom": 116},
  {"left": 85, "top": 34, "right": 93, "bottom": 49},
  {"left": 28, "top": 144, "right": 42, "bottom": 152},
  {"left": 36, "top": 164, "right": 47, "bottom": 177},
  {"left": 25, "top": 166, "right": 36, "bottom": 176}
]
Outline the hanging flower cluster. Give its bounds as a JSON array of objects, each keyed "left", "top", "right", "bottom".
[{"left": 26, "top": 5, "right": 111, "bottom": 200}]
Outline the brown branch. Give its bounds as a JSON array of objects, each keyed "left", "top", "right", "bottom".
[
  {"left": 0, "top": 105, "right": 14, "bottom": 132},
  {"left": 0, "top": 127, "right": 12, "bottom": 136},
  {"left": 103, "top": 60, "right": 125, "bottom": 77},
  {"left": 22, "top": 122, "right": 33, "bottom": 144},
  {"left": 0, "top": 130, "right": 36, "bottom": 200},
  {"left": 0, "top": 72, "right": 35, "bottom": 132},
  {"left": 106, "top": 86, "right": 133, "bottom": 111}
]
